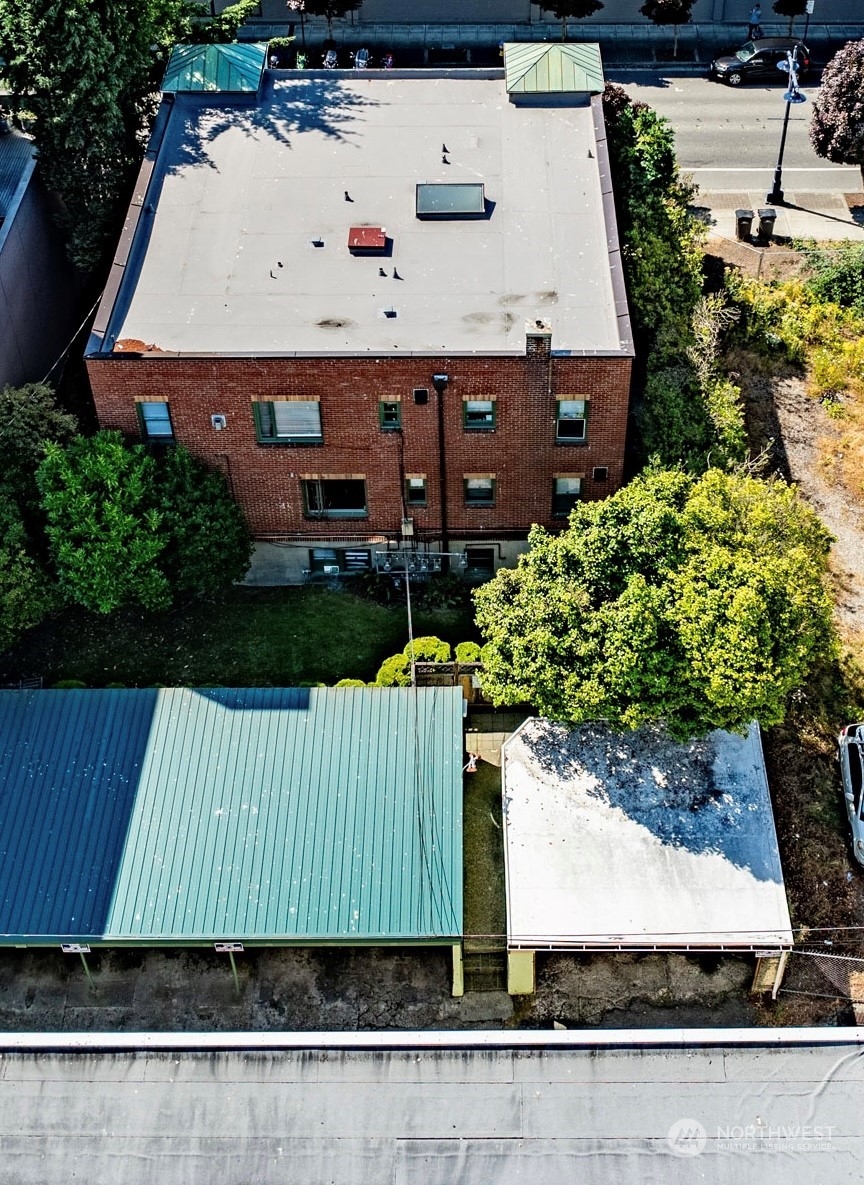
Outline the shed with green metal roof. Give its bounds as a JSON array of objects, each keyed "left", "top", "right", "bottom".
[{"left": 0, "top": 687, "right": 463, "bottom": 955}]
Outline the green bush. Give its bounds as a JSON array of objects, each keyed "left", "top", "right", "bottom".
[
  {"left": 52, "top": 679, "right": 87, "bottom": 689},
  {"left": 374, "top": 636, "right": 452, "bottom": 686},
  {"left": 335, "top": 677, "right": 366, "bottom": 687},
  {"left": 409, "top": 636, "right": 451, "bottom": 662},
  {"left": 802, "top": 243, "right": 864, "bottom": 314},
  {"left": 455, "top": 641, "right": 482, "bottom": 663},
  {"left": 374, "top": 654, "right": 411, "bottom": 687}
]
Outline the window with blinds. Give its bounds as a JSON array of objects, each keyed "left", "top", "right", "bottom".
[
  {"left": 138, "top": 401, "right": 174, "bottom": 441},
  {"left": 254, "top": 400, "right": 322, "bottom": 444}
]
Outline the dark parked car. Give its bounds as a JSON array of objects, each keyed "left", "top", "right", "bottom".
[
  {"left": 709, "top": 38, "right": 811, "bottom": 86},
  {"left": 839, "top": 723, "right": 864, "bottom": 866}
]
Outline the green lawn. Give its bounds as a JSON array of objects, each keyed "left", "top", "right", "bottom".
[{"left": 0, "top": 586, "right": 479, "bottom": 688}]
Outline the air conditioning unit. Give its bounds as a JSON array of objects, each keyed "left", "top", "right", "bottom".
[
  {"left": 211, "top": 414, "right": 227, "bottom": 430},
  {"left": 401, "top": 518, "right": 414, "bottom": 537},
  {"left": 322, "top": 565, "right": 340, "bottom": 575}
]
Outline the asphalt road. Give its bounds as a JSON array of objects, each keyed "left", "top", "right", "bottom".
[{"left": 607, "top": 72, "right": 861, "bottom": 193}]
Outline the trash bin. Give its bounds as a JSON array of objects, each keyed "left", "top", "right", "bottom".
[
  {"left": 757, "top": 207, "right": 777, "bottom": 243},
  {"left": 735, "top": 209, "right": 754, "bottom": 242}
]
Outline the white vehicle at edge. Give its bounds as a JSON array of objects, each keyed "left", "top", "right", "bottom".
[{"left": 839, "top": 723, "right": 864, "bottom": 865}]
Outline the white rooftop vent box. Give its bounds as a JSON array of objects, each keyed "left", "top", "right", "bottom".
[{"left": 416, "top": 183, "right": 486, "bottom": 220}]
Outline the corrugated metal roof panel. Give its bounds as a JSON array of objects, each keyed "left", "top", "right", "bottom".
[
  {"left": 161, "top": 43, "right": 267, "bottom": 94},
  {"left": 503, "top": 42, "right": 605, "bottom": 95},
  {"left": 0, "top": 130, "right": 36, "bottom": 221},
  {"left": 0, "top": 688, "right": 463, "bottom": 944}
]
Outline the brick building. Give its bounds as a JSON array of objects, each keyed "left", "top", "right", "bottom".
[{"left": 87, "top": 44, "right": 633, "bottom": 583}]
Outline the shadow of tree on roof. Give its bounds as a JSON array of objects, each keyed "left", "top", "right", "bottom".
[
  {"left": 165, "top": 74, "right": 379, "bottom": 174},
  {"left": 512, "top": 718, "right": 782, "bottom": 883}
]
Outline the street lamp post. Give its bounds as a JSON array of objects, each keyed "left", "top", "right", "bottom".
[{"left": 766, "top": 48, "right": 807, "bottom": 207}]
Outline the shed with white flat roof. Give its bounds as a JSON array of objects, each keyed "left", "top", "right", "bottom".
[{"left": 501, "top": 719, "right": 793, "bottom": 991}]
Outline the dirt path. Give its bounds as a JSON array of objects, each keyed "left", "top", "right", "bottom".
[{"left": 741, "top": 363, "right": 864, "bottom": 645}]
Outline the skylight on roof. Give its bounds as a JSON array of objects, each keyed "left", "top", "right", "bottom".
[{"left": 416, "top": 183, "right": 486, "bottom": 219}]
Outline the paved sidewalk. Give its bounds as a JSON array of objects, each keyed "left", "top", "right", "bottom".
[
  {"left": 698, "top": 190, "right": 864, "bottom": 242},
  {"left": 244, "top": 18, "right": 863, "bottom": 70}
]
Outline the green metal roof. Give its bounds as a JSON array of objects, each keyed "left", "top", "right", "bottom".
[
  {"left": 0, "top": 688, "right": 463, "bottom": 944},
  {"left": 503, "top": 42, "right": 605, "bottom": 95},
  {"left": 161, "top": 43, "right": 267, "bottom": 94}
]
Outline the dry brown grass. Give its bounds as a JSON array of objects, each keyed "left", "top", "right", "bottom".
[{"left": 816, "top": 398, "right": 864, "bottom": 504}]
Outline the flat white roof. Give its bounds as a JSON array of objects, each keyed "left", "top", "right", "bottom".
[
  {"left": 107, "top": 71, "right": 626, "bottom": 356},
  {"left": 502, "top": 719, "right": 793, "bottom": 951}
]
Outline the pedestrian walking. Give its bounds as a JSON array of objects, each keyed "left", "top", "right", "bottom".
[{"left": 748, "top": 3, "right": 762, "bottom": 39}]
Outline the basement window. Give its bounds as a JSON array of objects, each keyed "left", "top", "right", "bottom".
[
  {"left": 309, "top": 547, "right": 371, "bottom": 574},
  {"left": 303, "top": 478, "right": 367, "bottom": 519},
  {"left": 255, "top": 400, "right": 322, "bottom": 445},
  {"left": 416, "top": 182, "right": 485, "bottom": 219}
]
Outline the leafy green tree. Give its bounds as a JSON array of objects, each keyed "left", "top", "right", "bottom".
[
  {"left": 601, "top": 85, "right": 737, "bottom": 472},
  {"left": 36, "top": 432, "right": 251, "bottom": 614},
  {"left": 639, "top": 0, "right": 694, "bottom": 58},
  {"left": 0, "top": 0, "right": 189, "bottom": 270},
  {"left": 474, "top": 468, "right": 835, "bottom": 739},
  {"left": 0, "top": 494, "right": 57, "bottom": 653},
  {"left": 0, "top": 0, "right": 251, "bottom": 270},
  {"left": 0, "top": 384, "right": 74, "bottom": 650},
  {"left": 810, "top": 40, "right": 864, "bottom": 189},
  {"left": 196, "top": 0, "right": 259, "bottom": 42},
  {"left": 539, "top": 0, "right": 604, "bottom": 40},
  {"left": 303, "top": 0, "right": 361, "bottom": 39},
  {"left": 772, "top": 0, "right": 807, "bottom": 34},
  {"left": 0, "top": 383, "right": 77, "bottom": 512},
  {"left": 602, "top": 88, "right": 703, "bottom": 341},
  {"left": 37, "top": 432, "right": 171, "bottom": 613},
  {"left": 154, "top": 445, "right": 251, "bottom": 599}
]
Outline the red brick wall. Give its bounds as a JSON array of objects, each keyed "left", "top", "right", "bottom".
[{"left": 86, "top": 353, "right": 631, "bottom": 538}]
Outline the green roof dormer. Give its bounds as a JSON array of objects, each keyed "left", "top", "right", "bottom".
[
  {"left": 503, "top": 42, "right": 604, "bottom": 97},
  {"left": 161, "top": 42, "right": 268, "bottom": 94}
]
